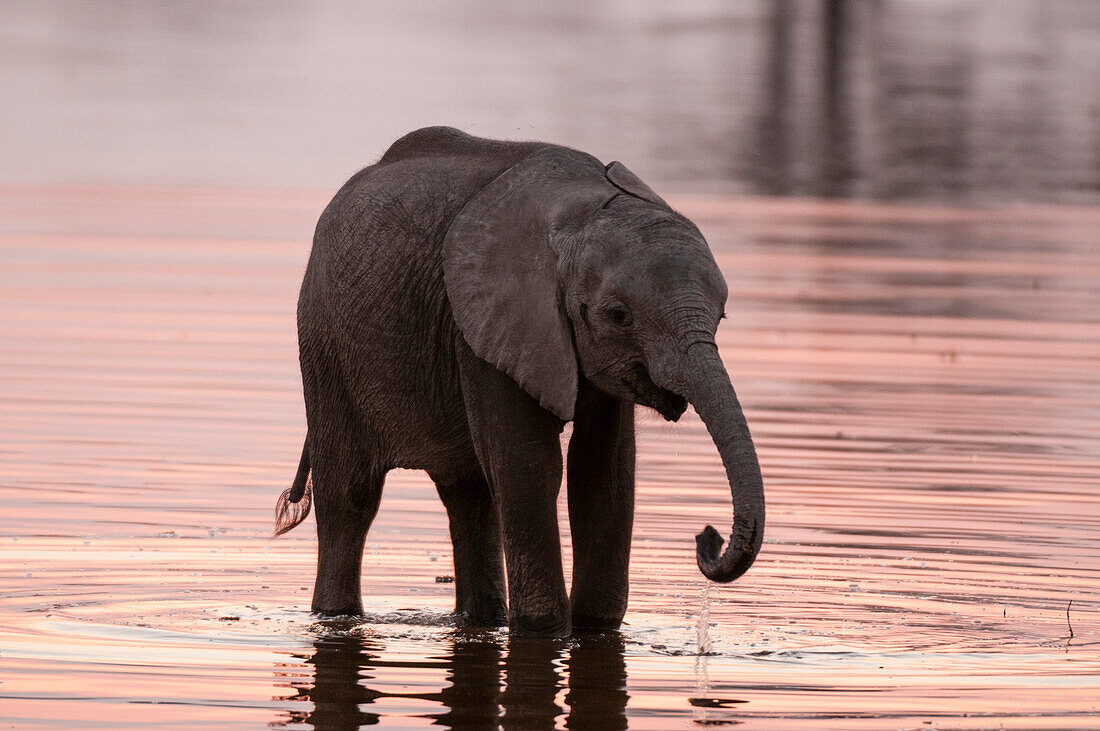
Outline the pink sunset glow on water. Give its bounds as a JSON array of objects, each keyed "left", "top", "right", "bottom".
[
  {"left": 2, "top": 186, "right": 1097, "bottom": 728},
  {"left": 3, "top": 1, "right": 1100, "bottom": 726}
]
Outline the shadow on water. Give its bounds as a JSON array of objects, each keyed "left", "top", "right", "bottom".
[{"left": 272, "top": 631, "right": 630, "bottom": 729}]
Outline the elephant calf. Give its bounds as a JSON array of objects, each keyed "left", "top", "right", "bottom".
[{"left": 274, "top": 126, "right": 764, "bottom": 637}]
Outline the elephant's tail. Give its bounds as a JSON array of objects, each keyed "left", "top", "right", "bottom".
[{"left": 274, "top": 440, "right": 312, "bottom": 536}]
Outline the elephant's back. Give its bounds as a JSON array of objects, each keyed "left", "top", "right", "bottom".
[
  {"left": 299, "top": 131, "right": 544, "bottom": 472},
  {"left": 309, "top": 133, "right": 544, "bottom": 327},
  {"left": 377, "top": 126, "right": 547, "bottom": 168},
  {"left": 309, "top": 129, "right": 555, "bottom": 326}
]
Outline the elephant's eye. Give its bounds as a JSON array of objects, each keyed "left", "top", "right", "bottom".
[{"left": 608, "top": 305, "right": 633, "bottom": 328}]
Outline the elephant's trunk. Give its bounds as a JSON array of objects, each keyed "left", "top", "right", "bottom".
[{"left": 673, "top": 341, "right": 765, "bottom": 583}]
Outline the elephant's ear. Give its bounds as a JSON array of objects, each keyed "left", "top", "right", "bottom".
[
  {"left": 605, "top": 161, "right": 667, "bottom": 206},
  {"left": 444, "top": 147, "right": 617, "bottom": 421}
]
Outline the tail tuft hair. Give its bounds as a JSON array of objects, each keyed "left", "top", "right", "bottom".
[
  {"left": 274, "top": 475, "right": 312, "bottom": 536},
  {"left": 274, "top": 440, "right": 312, "bottom": 537}
]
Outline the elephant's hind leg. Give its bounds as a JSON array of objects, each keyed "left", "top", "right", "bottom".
[
  {"left": 300, "top": 323, "right": 386, "bottom": 616},
  {"left": 310, "top": 452, "right": 385, "bottom": 616},
  {"left": 434, "top": 472, "right": 507, "bottom": 627}
]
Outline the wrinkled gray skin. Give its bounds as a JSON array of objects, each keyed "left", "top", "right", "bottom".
[{"left": 275, "top": 127, "right": 764, "bottom": 637}]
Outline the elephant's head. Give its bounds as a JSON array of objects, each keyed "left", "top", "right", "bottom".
[{"left": 443, "top": 147, "right": 764, "bottom": 583}]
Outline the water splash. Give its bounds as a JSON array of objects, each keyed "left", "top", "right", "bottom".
[
  {"left": 696, "top": 580, "right": 712, "bottom": 655},
  {"left": 693, "top": 642, "right": 711, "bottom": 726}
]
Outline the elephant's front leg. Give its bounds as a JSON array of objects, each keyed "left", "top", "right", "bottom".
[
  {"left": 456, "top": 342, "right": 571, "bottom": 637},
  {"left": 567, "top": 382, "right": 636, "bottom": 630},
  {"left": 434, "top": 472, "right": 507, "bottom": 627}
]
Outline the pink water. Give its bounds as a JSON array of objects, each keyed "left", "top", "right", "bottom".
[{"left": 1, "top": 186, "right": 1098, "bottom": 728}]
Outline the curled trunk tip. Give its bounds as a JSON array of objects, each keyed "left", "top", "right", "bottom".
[{"left": 696, "top": 520, "right": 763, "bottom": 583}]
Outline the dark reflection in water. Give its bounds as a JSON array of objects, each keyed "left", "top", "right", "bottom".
[
  {"left": 563, "top": 635, "right": 630, "bottom": 729},
  {"left": 277, "top": 635, "right": 384, "bottom": 728},
  {"left": 439, "top": 638, "right": 504, "bottom": 729},
  {"left": 273, "top": 631, "right": 628, "bottom": 729}
]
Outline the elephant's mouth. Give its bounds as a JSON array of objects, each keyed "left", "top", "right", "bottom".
[{"left": 622, "top": 363, "right": 688, "bottom": 422}]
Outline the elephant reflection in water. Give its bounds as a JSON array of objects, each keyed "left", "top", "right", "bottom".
[{"left": 272, "top": 631, "right": 628, "bottom": 729}]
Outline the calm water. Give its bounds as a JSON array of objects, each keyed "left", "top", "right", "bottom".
[
  {"left": 1, "top": 187, "right": 1098, "bottom": 728},
  {"left": 3, "top": 1, "right": 1100, "bottom": 728},
  {"left": 2, "top": 1, "right": 1099, "bottom": 201}
]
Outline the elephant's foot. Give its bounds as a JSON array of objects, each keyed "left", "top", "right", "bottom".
[
  {"left": 571, "top": 612, "right": 625, "bottom": 632},
  {"left": 455, "top": 594, "right": 508, "bottom": 628},
  {"left": 310, "top": 573, "right": 366, "bottom": 617},
  {"left": 310, "top": 598, "right": 364, "bottom": 617},
  {"left": 569, "top": 584, "right": 628, "bottom": 632},
  {"left": 509, "top": 612, "right": 571, "bottom": 638}
]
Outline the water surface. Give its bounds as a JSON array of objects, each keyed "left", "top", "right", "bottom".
[
  {"left": 2, "top": 2, "right": 1100, "bottom": 726},
  {"left": 3, "top": 1, "right": 1099, "bottom": 202},
  {"left": 1, "top": 186, "right": 1098, "bottom": 728}
]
